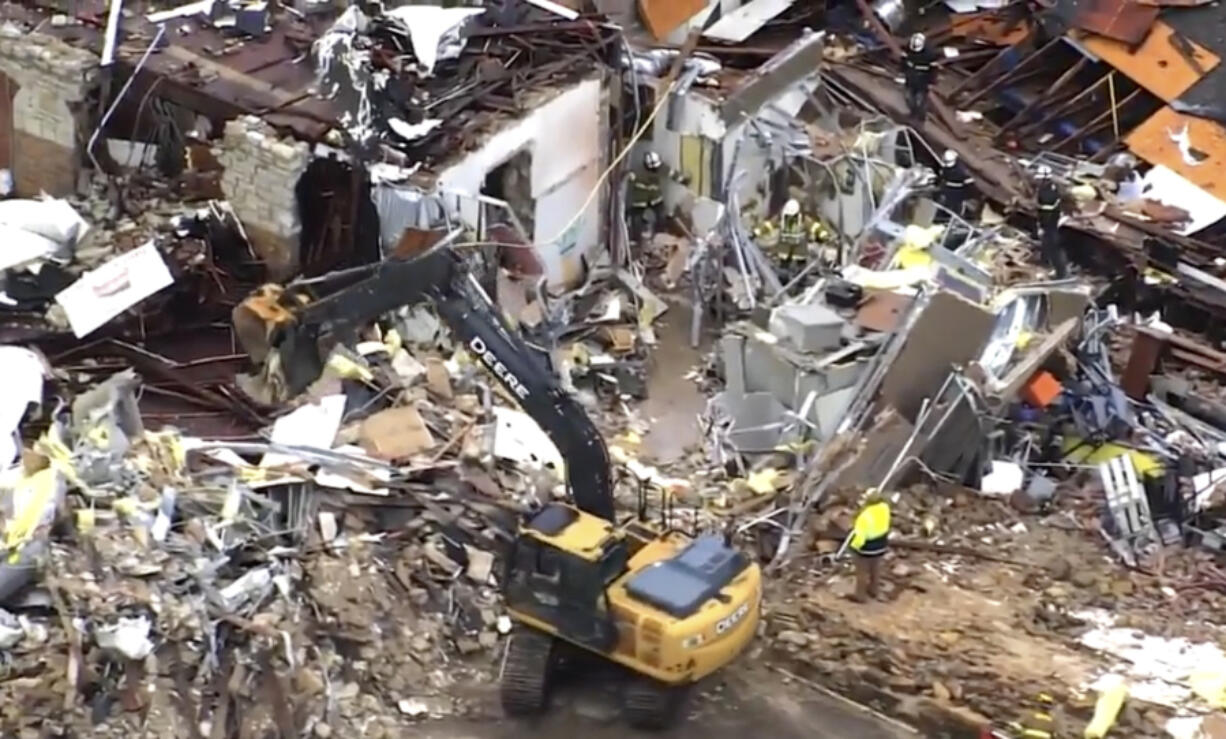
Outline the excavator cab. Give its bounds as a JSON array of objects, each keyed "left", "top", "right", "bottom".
[
  {"left": 504, "top": 504, "right": 627, "bottom": 652},
  {"left": 231, "top": 247, "right": 761, "bottom": 730},
  {"left": 500, "top": 501, "right": 760, "bottom": 729}
]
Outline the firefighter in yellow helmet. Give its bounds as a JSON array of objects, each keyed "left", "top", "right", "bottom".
[{"left": 850, "top": 488, "right": 891, "bottom": 602}]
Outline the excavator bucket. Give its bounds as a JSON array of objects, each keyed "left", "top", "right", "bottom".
[
  {"left": 233, "top": 284, "right": 328, "bottom": 394},
  {"left": 232, "top": 284, "right": 294, "bottom": 365}
]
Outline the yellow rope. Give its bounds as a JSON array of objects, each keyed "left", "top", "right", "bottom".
[
  {"left": 538, "top": 78, "right": 679, "bottom": 245},
  {"left": 1108, "top": 72, "right": 1119, "bottom": 140}
]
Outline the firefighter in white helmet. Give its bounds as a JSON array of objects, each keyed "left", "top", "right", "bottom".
[
  {"left": 902, "top": 32, "right": 936, "bottom": 122},
  {"left": 627, "top": 150, "right": 689, "bottom": 248},
  {"left": 937, "top": 149, "right": 976, "bottom": 221},
  {"left": 753, "top": 198, "right": 836, "bottom": 280},
  {"left": 1034, "top": 165, "right": 1068, "bottom": 277}
]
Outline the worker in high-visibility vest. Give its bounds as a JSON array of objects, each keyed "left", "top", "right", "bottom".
[
  {"left": 627, "top": 151, "right": 689, "bottom": 247},
  {"left": 850, "top": 488, "right": 891, "bottom": 602},
  {"left": 753, "top": 199, "right": 836, "bottom": 280}
]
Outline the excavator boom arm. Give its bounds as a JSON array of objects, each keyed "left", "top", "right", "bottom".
[{"left": 267, "top": 248, "right": 616, "bottom": 521}]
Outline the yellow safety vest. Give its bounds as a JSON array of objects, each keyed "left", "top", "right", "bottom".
[{"left": 850, "top": 501, "right": 890, "bottom": 553}]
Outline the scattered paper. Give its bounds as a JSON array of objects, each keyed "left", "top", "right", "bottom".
[
  {"left": 259, "top": 395, "right": 347, "bottom": 469},
  {"left": 55, "top": 242, "right": 175, "bottom": 338},
  {"left": 1078, "top": 609, "right": 1226, "bottom": 709},
  {"left": 1168, "top": 124, "right": 1209, "bottom": 167},
  {"left": 382, "top": 6, "right": 484, "bottom": 75},
  {"left": 1140, "top": 165, "right": 1226, "bottom": 236},
  {"left": 397, "top": 698, "right": 429, "bottom": 717},
  {"left": 94, "top": 616, "right": 154, "bottom": 660},
  {"left": 314, "top": 445, "right": 392, "bottom": 495},
  {"left": 0, "top": 347, "right": 45, "bottom": 468},
  {"left": 492, "top": 406, "right": 565, "bottom": 474},
  {"left": 979, "top": 460, "right": 1025, "bottom": 496},
  {"left": 0, "top": 197, "right": 90, "bottom": 248},
  {"left": 0, "top": 225, "right": 61, "bottom": 271},
  {"left": 943, "top": 0, "right": 1009, "bottom": 10},
  {"left": 388, "top": 117, "right": 443, "bottom": 141},
  {"left": 524, "top": 0, "right": 579, "bottom": 19},
  {"left": 147, "top": 0, "right": 212, "bottom": 23}
]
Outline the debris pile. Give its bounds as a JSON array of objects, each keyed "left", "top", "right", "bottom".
[
  {"left": 10, "top": 0, "right": 1226, "bottom": 736},
  {"left": 0, "top": 350, "right": 539, "bottom": 735}
]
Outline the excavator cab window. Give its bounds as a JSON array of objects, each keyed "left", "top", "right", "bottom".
[
  {"left": 505, "top": 537, "right": 625, "bottom": 651},
  {"left": 534, "top": 547, "right": 563, "bottom": 584}
]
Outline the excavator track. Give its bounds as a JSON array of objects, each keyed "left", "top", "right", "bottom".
[
  {"left": 623, "top": 675, "right": 689, "bottom": 730},
  {"left": 500, "top": 630, "right": 556, "bottom": 716}
]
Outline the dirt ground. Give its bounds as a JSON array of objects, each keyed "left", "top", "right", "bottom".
[
  {"left": 637, "top": 298, "right": 709, "bottom": 465},
  {"left": 416, "top": 661, "right": 915, "bottom": 739},
  {"left": 768, "top": 482, "right": 1226, "bottom": 737}
]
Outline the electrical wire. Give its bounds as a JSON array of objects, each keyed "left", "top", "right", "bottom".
[{"left": 536, "top": 76, "right": 679, "bottom": 246}]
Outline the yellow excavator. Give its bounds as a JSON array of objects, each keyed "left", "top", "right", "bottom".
[{"left": 233, "top": 246, "right": 762, "bottom": 729}]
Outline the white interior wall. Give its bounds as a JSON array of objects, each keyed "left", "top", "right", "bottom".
[{"left": 433, "top": 76, "right": 604, "bottom": 287}]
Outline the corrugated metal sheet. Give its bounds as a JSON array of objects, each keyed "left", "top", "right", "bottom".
[
  {"left": 703, "top": 0, "right": 799, "bottom": 44},
  {"left": 1125, "top": 106, "right": 1226, "bottom": 195},
  {"left": 1071, "top": 0, "right": 1159, "bottom": 45},
  {"left": 47, "top": 0, "right": 340, "bottom": 140},
  {"left": 1074, "top": 23, "right": 1219, "bottom": 102}
]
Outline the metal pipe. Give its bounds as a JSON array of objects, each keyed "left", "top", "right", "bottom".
[
  {"left": 88, "top": 24, "right": 166, "bottom": 176},
  {"left": 1015, "top": 73, "right": 1110, "bottom": 138},
  {"left": 997, "top": 57, "right": 1088, "bottom": 136},
  {"left": 1051, "top": 87, "right": 1142, "bottom": 151},
  {"left": 949, "top": 36, "right": 1026, "bottom": 99},
  {"left": 960, "top": 36, "right": 1063, "bottom": 108}
]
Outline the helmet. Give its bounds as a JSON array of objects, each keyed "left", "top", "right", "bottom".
[
  {"left": 1035, "top": 164, "right": 1052, "bottom": 179},
  {"left": 942, "top": 149, "right": 957, "bottom": 167},
  {"left": 643, "top": 151, "right": 662, "bottom": 171},
  {"left": 909, "top": 33, "right": 925, "bottom": 51},
  {"left": 860, "top": 487, "right": 883, "bottom": 505},
  {"left": 782, "top": 199, "right": 801, "bottom": 217}
]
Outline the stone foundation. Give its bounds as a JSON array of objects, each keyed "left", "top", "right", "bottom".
[
  {"left": 216, "top": 116, "right": 312, "bottom": 278},
  {"left": 13, "top": 130, "right": 75, "bottom": 196},
  {"left": 0, "top": 30, "right": 98, "bottom": 196}
]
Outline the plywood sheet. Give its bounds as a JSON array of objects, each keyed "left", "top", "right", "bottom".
[
  {"left": 638, "top": 0, "right": 707, "bottom": 41},
  {"left": 1125, "top": 106, "right": 1226, "bottom": 195},
  {"left": 1075, "top": 22, "right": 1220, "bottom": 102}
]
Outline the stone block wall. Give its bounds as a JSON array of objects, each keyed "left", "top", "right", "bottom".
[
  {"left": 0, "top": 31, "right": 98, "bottom": 197},
  {"left": 216, "top": 116, "right": 312, "bottom": 278}
]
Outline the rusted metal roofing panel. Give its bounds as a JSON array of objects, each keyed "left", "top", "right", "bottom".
[
  {"left": 1073, "top": 22, "right": 1219, "bottom": 102},
  {"left": 948, "top": 12, "right": 1032, "bottom": 45},
  {"left": 1125, "top": 106, "right": 1226, "bottom": 195},
  {"left": 1071, "top": 0, "right": 1159, "bottom": 45},
  {"left": 40, "top": 0, "right": 339, "bottom": 140}
]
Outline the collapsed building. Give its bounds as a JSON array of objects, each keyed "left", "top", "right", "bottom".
[{"left": 5, "top": 0, "right": 1226, "bottom": 737}]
